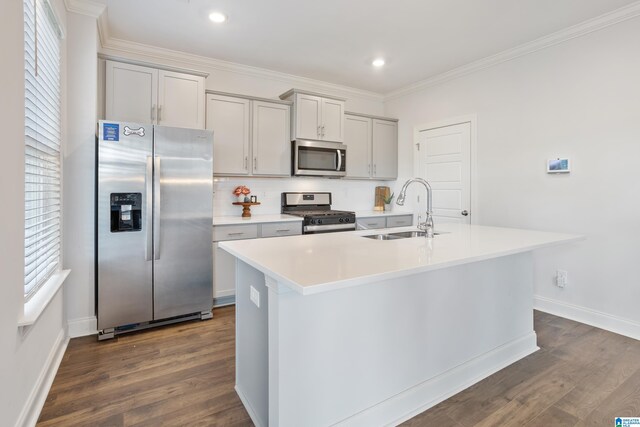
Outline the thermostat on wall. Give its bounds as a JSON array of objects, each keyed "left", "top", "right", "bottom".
[{"left": 547, "top": 158, "right": 570, "bottom": 173}]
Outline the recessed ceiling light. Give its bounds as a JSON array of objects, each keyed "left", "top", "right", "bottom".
[
  {"left": 372, "top": 58, "right": 385, "bottom": 67},
  {"left": 209, "top": 12, "right": 227, "bottom": 23}
]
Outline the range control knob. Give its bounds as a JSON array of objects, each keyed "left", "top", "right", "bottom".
[
  {"left": 317, "top": 219, "right": 323, "bottom": 224},
  {"left": 339, "top": 218, "right": 344, "bottom": 223},
  {"left": 344, "top": 218, "right": 350, "bottom": 223}
]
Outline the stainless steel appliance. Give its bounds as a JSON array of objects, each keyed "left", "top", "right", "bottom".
[
  {"left": 96, "top": 120, "right": 213, "bottom": 340},
  {"left": 281, "top": 192, "right": 356, "bottom": 234},
  {"left": 292, "top": 140, "right": 347, "bottom": 177}
]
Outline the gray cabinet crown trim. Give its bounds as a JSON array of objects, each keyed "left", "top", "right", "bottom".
[
  {"left": 345, "top": 111, "right": 399, "bottom": 122},
  {"left": 206, "top": 90, "right": 293, "bottom": 105},
  {"left": 99, "top": 53, "right": 210, "bottom": 78},
  {"left": 279, "top": 88, "right": 347, "bottom": 102}
]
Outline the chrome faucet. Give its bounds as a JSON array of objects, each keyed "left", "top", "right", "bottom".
[{"left": 396, "top": 178, "right": 435, "bottom": 238}]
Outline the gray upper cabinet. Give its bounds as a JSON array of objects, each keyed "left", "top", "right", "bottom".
[
  {"left": 344, "top": 114, "right": 371, "bottom": 178},
  {"left": 280, "top": 89, "right": 345, "bottom": 143},
  {"left": 206, "top": 92, "right": 291, "bottom": 177},
  {"left": 372, "top": 119, "right": 398, "bottom": 179},
  {"left": 206, "top": 94, "right": 251, "bottom": 176},
  {"left": 344, "top": 113, "right": 398, "bottom": 180},
  {"left": 105, "top": 60, "right": 205, "bottom": 129},
  {"left": 252, "top": 100, "right": 291, "bottom": 176}
]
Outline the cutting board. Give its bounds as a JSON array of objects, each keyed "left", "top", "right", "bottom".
[{"left": 374, "top": 186, "right": 391, "bottom": 211}]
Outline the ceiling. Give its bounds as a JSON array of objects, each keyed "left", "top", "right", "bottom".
[{"left": 97, "top": 0, "right": 638, "bottom": 94}]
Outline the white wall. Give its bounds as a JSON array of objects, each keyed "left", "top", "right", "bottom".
[
  {"left": 0, "top": 1, "right": 68, "bottom": 426},
  {"left": 385, "top": 16, "right": 640, "bottom": 335},
  {"left": 63, "top": 11, "right": 100, "bottom": 337}
]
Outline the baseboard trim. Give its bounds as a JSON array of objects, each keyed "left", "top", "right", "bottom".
[
  {"left": 213, "top": 295, "right": 236, "bottom": 307},
  {"left": 534, "top": 295, "right": 640, "bottom": 341},
  {"left": 235, "top": 385, "right": 265, "bottom": 427},
  {"left": 67, "top": 316, "right": 97, "bottom": 338},
  {"left": 15, "top": 329, "right": 69, "bottom": 427},
  {"left": 335, "top": 332, "right": 538, "bottom": 426}
]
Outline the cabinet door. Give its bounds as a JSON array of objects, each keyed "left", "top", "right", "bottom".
[
  {"left": 295, "top": 93, "right": 322, "bottom": 140},
  {"left": 372, "top": 119, "right": 398, "bottom": 179},
  {"left": 252, "top": 101, "right": 291, "bottom": 176},
  {"left": 344, "top": 114, "right": 371, "bottom": 178},
  {"left": 213, "top": 243, "right": 236, "bottom": 299},
  {"left": 321, "top": 98, "right": 345, "bottom": 142},
  {"left": 105, "top": 60, "right": 157, "bottom": 124},
  {"left": 386, "top": 215, "right": 413, "bottom": 228},
  {"left": 157, "top": 70, "right": 205, "bottom": 129},
  {"left": 206, "top": 94, "right": 251, "bottom": 175},
  {"left": 356, "top": 217, "right": 386, "bottom": 230}
]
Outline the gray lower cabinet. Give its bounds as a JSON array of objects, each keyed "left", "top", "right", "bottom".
[
  {"left": 212, "top": 221, "right": 302, "bottom": 305},
  {"left": 356, "top": 214, "right": 413, "bottom": 230}
]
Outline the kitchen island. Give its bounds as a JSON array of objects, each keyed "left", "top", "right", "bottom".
[{"left": 219, "top": 223, "right": 582, "bottom": 427}]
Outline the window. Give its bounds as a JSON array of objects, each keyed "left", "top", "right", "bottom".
[{"left": 24, "top": 0, "right": 63, "bottom": 301}]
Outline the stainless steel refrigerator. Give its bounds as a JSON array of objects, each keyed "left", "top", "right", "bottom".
[{"left": 96, "top": 120, "right": 213, "bottom": 340}]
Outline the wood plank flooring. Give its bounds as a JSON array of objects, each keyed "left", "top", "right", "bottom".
[{"left": 38, "top": 308, "right": 640, "bottom": 426}]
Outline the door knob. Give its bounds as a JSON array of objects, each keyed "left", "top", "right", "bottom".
[{"left": 461, "top": 210, "right": 469, "bottom": 216}]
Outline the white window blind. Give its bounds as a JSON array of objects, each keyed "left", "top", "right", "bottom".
[{"left": 24, "top": 0, "right": 63, "bottom": 301}]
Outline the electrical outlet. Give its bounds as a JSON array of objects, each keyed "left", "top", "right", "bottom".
[
  {"left": 250, "top": 285, "right": 260, "bottom": 307},
  {"left": 556, "top": 270, "right": 568, "bottom": 288}
]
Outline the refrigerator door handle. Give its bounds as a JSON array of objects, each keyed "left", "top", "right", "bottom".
[
  {"left": 154, "top": 156, "right": 161, "bottom": 260},
  {"left": 145, "top": 156, "right": 153, "bottom": 261}
]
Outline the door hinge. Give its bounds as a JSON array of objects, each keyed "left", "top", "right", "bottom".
[{"left": 416, "top": 143, "right": 420, "bottom": 151}]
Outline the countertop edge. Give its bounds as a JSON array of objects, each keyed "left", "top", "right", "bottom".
[
  {"left": 219, "top": 231, "right": 585, "bottom": 296},
  {"left": 213, "top": 214, "right": 303, "bottom": 226}
]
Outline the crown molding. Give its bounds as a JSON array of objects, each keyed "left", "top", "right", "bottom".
[
  {"left": 96, "top": 7, "right": 110, "bottom": 46},
  {"left": 99, "top": 36, "right": 385, "bottom": 102},
  {"left": 384, "top": 1, "right": 640, "bottom": 101},
  {"left": 63, "top": 0, "right": 105, "bottom": 18}
]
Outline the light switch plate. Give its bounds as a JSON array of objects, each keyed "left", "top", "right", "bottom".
[{"left": 250, "top": 285, "right": 260, "bottom": 307}]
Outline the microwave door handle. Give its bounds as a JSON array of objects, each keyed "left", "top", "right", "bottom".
[{"left": 336, "top": 149, "right": 342, "bottom": 172}]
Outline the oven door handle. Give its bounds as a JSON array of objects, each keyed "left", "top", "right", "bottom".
[
  {"left": 336, "top": 149, "right": 342, "bottom": 172},
  {"left": 304, "top": 223, "right": 355, "bottom": 233}
]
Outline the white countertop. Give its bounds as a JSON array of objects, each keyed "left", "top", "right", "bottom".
[
  {"left": 213, "top": 214, "right": 303, "bottom": 226},
  {"left": 355, "top": 210, "right": 413, "bottom": 217},
  {"left": 219, "top": 223, "right": 583, "bottom": 295}
]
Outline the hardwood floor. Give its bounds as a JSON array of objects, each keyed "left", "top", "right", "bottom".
[{"left": 38, "top": 308, "right": 640, "bottom": 426}]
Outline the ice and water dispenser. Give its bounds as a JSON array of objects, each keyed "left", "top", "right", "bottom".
[{"left": 110, "top": 193, "right": 142, "bottom": 232}]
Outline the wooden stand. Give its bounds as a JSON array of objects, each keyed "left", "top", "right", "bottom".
[{"left": 232, "top": 202, "right": 261, "bottom": 218}]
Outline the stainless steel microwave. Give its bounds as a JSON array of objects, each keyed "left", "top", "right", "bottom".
[{"left": 292, "top": 140, "right": 347, "bottom": 177}]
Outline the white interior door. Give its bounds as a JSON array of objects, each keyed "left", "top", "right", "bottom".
[{"left": 418, "top": 122, "right": 471, "bottom": 224}]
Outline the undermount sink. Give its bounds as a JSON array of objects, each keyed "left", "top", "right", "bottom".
[
  {"left": 362, "top": 233, "right": 402, "bottom": 240},
  {"left": 362, "top": 230, "right": 448, "bottom": 240}
]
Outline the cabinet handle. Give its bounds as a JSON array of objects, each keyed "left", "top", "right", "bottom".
[
  {"left": 276, "top": 229, "right": 290, "bottom": 233},
  {"left": 254, "top": 157, "right": 257, "bottom": 171},
  {"left": 151, "top": 104, "right": 156, "bottom": 121},
  {"left": 244, "top": 156, "right": 248, "bottom": 170},
  {"left": 157, "top": 105, "right": 162, "bottom": 122},
  {"left": 322, "top": 125, "right": 325, "bottom": 138},
  {"left": 368, "top": 164, "right": 371, "bottom": 175},
  {"left": 317, "top": 125, "right": 321, "bottom": 138},
  {"left": 228, "top": 232, "right": 245, "bottom": 236},
  {"left": 374, "top": 164, "right": 377, "bottom": 175}
]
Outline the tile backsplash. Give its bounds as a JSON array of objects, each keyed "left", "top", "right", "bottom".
[{"left": 214, "top": 177, "right": 395, "bottom": 217}]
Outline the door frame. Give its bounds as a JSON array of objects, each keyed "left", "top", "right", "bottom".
[{"left": 413, "top": 114, "right": 478, "bottom": 224}]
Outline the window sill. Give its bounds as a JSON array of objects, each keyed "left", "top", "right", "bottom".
[{"left": 19, "top": 269, "right": 70, "bottom": 328}]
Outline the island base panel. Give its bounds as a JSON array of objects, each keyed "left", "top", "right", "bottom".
[{"left": 235, "top": 252, "right": 537, "bottom": 427}]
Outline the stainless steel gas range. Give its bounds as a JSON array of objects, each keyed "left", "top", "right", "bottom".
[{"left": 281, "top": 192, "right": 356, "bottom": 234}]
